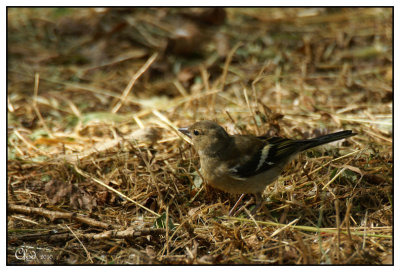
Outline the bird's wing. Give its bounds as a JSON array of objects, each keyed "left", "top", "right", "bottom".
[
  {"left": 230, "top": 131, "right": 356, "bottom": 179},
  {"left": 229, "top": 137, "right": 302, "bottom": 178}
]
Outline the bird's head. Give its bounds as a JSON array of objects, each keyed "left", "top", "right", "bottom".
[{"left": 179, "top": 120, "right": 230, "bottom": 155}]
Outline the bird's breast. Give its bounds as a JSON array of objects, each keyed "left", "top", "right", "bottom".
[{"left": 200, "top": 157, "right": 282, "bottom": 194}]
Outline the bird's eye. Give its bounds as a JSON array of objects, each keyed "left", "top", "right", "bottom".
[{"left": 193, "top": 130, "right": 200, "bottom": 136}]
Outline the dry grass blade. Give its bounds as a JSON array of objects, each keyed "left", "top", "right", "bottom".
[
  {"left": 32, "top": 73, "right": 53, "bottom": 138},
  {"left": 112, "top": 52, "right": 159, "bottom": 113},
  {"left": 152, "top": 109, "right": 191, "bottom": 144},
  {"left": 73, "top": 165, "right": 160, "bottom": 217},
  {"left": 322, "top": 168, "right": 346, "bottom": 190},
  {"left": 228, "top": 218, "right": 391, "bottom": 238},
  {"left": 65, "top": 224, "right": 94, "bottom": 263},
  {"left": 270, "top": 218, "right": 299, "bottom": 238}
]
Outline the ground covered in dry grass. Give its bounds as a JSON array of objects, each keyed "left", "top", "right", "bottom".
[{"left": 7, "top": 8, "right": 392, "bottom": 264}]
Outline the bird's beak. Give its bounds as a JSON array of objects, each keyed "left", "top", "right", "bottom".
[{"left": 178, "top": 127, "right": 191, "bottom": 138}]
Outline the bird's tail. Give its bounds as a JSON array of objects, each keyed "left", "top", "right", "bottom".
[{"left": 300, "top": 130, "right": 356, "bottom": 151}]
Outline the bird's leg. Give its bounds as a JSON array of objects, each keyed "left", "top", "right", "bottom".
[
  {"left": 229, "top": 193, "right": 265, "bottom": 216},
  {"left": 251, "top": 192, "right": 264, "bottom": 215},
  {"left": 232, "top": 196, "right": 255, "bottom": 216},
  {"left": 229, "top": 193, "right": 245, "bottom": 216},
  {"left": 251, "top": 192, "right": 272, "bottom": 219}
]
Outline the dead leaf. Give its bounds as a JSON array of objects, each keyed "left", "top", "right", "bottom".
[{"left": 45, "top": 180, "right": 97, "bottom": 212}]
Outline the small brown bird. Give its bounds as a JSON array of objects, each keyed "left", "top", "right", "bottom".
[{"left": 179, "top": 120, "right": 356, "bottom": 214}]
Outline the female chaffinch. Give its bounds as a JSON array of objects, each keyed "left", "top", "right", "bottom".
[{"left": 179, "top": 120, "right": 356, "bottom": 215}]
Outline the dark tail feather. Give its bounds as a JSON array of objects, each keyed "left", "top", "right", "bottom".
[{"left": 300, "top": 130, "right": 356, "bottom": 151}]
